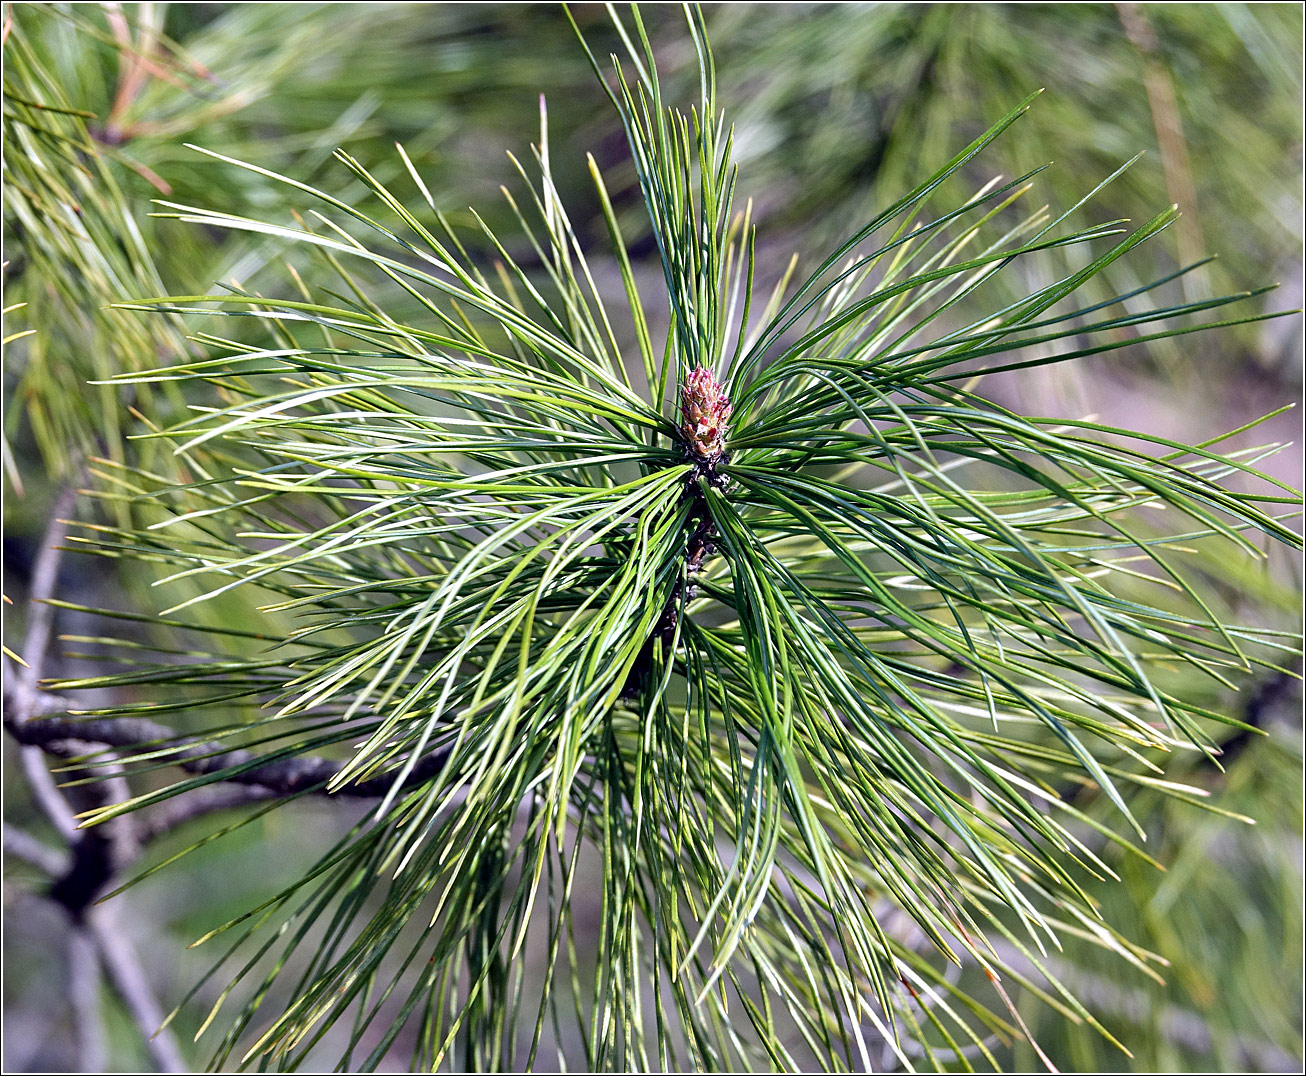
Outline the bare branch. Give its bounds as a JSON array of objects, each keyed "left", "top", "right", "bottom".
[
  {"left": 18, "top": 484, "right": 77, "bottom": 689},
  {"left": 87, "top": 906, "right": 188, "bottom": 1073},
  {"left": 18, "top": 745, "right": 81, "bottom": 840},
  {"left": 2, "top": 822, "right": 70, "bottom": 877},
  {"left": 5, "top": 482, "right": 448, "bottom": 819},
  {"left": 68, "top": 926, "right": 108, "bottom": 1074},
  {"left": 135, "top": 784, "right": 277, "bottom": 843},
  {"left": 6, "top": 704, "right": 451, "bottom": 799},
  {"left": 7, "top": 482, "right": 181, "bottom": 1072},
  {"left": 9, "top": 489, "right": 85, "bottom": 841}
]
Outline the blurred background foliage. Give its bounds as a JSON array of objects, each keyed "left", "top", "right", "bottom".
[{"left": 3, "top": 2, "right": 1301, "bottom": 1071}]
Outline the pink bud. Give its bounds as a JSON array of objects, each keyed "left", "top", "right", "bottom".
[{"left": 680, "top": 366, "right": 732, "bottom": 463}]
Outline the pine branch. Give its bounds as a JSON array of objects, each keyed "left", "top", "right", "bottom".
[{"left": 6, "top": 4, "right": 1300, "bottom": 1071}]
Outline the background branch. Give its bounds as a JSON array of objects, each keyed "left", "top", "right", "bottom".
[
  {"left": 67, "top": 926, "right": 108, "bottom": 1074},
  {"left": 5, "top": 703, "right": 452, "bottom": 798},
  {"left": 87, "top": 905, "right": 188, "bottom": 1073},
  {"left": 4, "top": 485, "right": 185, "bottom": 1071},
  {"left": 133, "top": 784, "right": 278, "bottom": 844},
  {"left": 2, "top": 822, "right": 70, "bottom": 877}
]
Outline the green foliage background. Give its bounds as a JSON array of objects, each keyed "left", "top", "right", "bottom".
[{"left": 3, "top": 3, "right": 1301, "bottom": 1072}]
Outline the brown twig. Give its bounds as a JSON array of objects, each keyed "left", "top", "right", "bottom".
[{"left": 6, "top": 702, "right": 452, "bottom": 799}]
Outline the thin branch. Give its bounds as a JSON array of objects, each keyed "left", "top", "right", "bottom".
[
  {"left": 5, "top": 492, "right": 448, "bottom": 806},
  {"left": 6, "top": 702, "right": 451, "bottom": 799},
  {"left": 4, "top": 503, "right": 447, "bottom": 807},
  {"left": 18, "top": 745, "right": 81, "bottom": 840},
  {"left": 6, "top": 482, "right": 181, "bottom": 1073},
  {"left": 2, "top": 822, "right": 71, "bottom": 877},
  {"left": 67, "top": 926, "right": 108, "bottom": 1074},
  {"left": 10, "top": 489, "right": 85, "bottom": 840},
  {"left": 44, "top": 745, "right": 142, "bottom": 919},
  {"left": 134, "top": 784, "right": 278, "bottom": 843},
  {"left": 87, "top": 752, "right": 140, "bottom": 861},
  {"left": 18, "top": 485, "right": 77, "bottom": 686},
  {"left": 87, "top": 905, "right": 188, "bottom": 1073}
]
